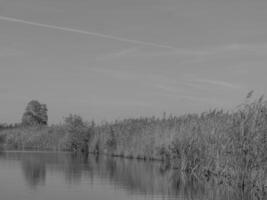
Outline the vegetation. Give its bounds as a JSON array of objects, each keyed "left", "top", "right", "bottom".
[
  {"left": 0, "top": 95, "right": 267, "bottom": 199},
  {"left": 21, "top": 100, "right": 48, "bottom": 126}
]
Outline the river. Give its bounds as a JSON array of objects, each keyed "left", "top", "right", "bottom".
[{"left": 0, "top": 151, "right": 238, "bottom": 200}]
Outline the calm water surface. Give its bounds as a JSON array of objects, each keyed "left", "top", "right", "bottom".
[{"left": 0, "top": 151, "right": 233, "bottom": 200}]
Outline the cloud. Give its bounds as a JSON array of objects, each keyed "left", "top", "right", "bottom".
[
  {"left": 95, "top": 47, "right": 139, "bottom": 61},
  {"left": 0, "top": 15, "right": 178, "bottom": 50},
  {"left": 154, "top": 83, "right": 223, "bottom": 104},
  {"left": 191, "top": 79, "right": 241, "bottom": 89},
  {"left": 94, "top": 43, "right": 267, "bottom": 65},
  {"left": 191, "top": 43, "right": 267, "bottom": 55},
  {"left": 177, "top": 43, "right": 267, "bottom": 65},
  {"left": 88, "top": 67, "right": 138, "bottom": 80}
]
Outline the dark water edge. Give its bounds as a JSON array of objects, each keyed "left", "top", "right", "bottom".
[{"left": 0, "top": 151, "right": 262, "bottom": 200}]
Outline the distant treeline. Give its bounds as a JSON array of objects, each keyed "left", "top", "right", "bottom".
[
  {"left": 0, "top": 93, "right": 267, "bottom": 199},
  {"left": 0, "top": 123, "right": 19, "bottom": 130}
]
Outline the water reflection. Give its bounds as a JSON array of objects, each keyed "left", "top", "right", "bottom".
[
  {"left": 0, "top": 152, "right": 250, "bottom": 200},
  {"left": 21, "top": 158, "right": 46, "bottom": 188}
]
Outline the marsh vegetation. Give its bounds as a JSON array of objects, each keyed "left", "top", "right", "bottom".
[{"left": 0, "top": 94, "right": 267, "bottom": 199}]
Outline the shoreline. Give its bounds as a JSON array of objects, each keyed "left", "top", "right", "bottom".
[{"left": 0, "top": 149, "right": 167, "bottom": 163}]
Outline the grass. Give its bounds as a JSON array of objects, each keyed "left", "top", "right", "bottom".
[{"left": 0, "top": 95, "right": 267, "bottom": 199}]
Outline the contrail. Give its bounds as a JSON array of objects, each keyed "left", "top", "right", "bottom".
[{"left": 0, "top": 15, "right": 177, "bottom": 50}]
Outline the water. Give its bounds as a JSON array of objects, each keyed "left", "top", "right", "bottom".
[{"left": 0, "top": 151, "right": 233, "bottom": 200}]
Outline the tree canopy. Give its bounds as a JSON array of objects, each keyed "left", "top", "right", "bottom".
[{"left": 21, "top": 100, "right": 48, "bottom": 126}]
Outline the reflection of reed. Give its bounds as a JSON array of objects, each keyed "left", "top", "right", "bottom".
[
  {"left": 63, "top": 154, "right": 240, "bottom": 200},
  {"left": 2, "top": 152, "right": 258, "bottom": 199},
  {"left": 21, "top": 157, "right": 46, "bottom": 188},
  {"left": 0, "top": 135, "right": 5, "bottom": 151}
]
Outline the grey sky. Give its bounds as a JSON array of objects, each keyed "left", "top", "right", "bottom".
[{"left": 1, "top": 0, "right": 267, "bottom": 123}]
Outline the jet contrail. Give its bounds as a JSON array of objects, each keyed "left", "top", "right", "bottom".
[{"left": 0, "top": 15, "right": 177, "bottom": 50}]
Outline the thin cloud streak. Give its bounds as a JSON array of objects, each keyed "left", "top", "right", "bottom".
[
  {"left": 192, "top": 79, "right": 241, "bottom": 89},
  {"left": 88, "top": 67, "right": 137, "bottom": 80},
  {"left": 96, "top": 47, "right": 139, "bottom": 61},
  {"left": 154, "top": 84, "right": 222, "bottom": 104},
  {"left": 0, "top": 15, "right": 178, "bottom": 50},
  {"left": 95, "top": 43, "right": 267, "bottom": 63}
]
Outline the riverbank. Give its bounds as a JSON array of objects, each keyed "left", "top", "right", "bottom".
[{"left": 0, "top": 97, "right": 267, "bottom": 199}]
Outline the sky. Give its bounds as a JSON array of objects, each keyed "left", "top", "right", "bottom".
[{"left": 1, "top": 0, "right": 267, "bottom": 124}]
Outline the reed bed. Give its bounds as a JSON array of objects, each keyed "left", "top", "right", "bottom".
[{"left": 0, "top": 96, "right": 266, "bottom": 198}]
